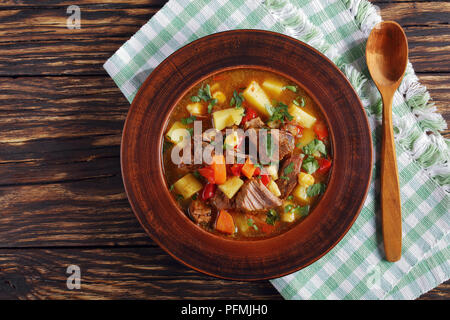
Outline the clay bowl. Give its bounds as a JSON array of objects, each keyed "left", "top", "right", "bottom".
[{"left": 121, "top": 30, "right": 372, "bottom": 280}]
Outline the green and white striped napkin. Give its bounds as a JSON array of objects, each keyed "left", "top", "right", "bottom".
[{"left": 104, "top": 0, "right": 449, "bottom": 299}]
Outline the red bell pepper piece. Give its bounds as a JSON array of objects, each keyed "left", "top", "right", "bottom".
[
  {"left": 198, "top": 167, "right": 215, "bottom": 184},
  {"left": 230, "top": 163, "right": 244, "bottom": 177},
  {"left": 200, "top": 182, "right": 216, "bottom": 201},
  {"left": 240, "top": 107, "right": 258, "bottom": 126},
  {"left": 317, "top": 158, "right": 332, "bottom": 175},
  {"left": 260, "top": 174, "right": 270, "bottom": 186},
  {"left": 313, "top": 121, "right": 329, "bottom": 141}
]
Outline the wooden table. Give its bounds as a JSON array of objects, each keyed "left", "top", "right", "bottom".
[{"left": 0, "top": 0, "right": 448, "bottom": 299}]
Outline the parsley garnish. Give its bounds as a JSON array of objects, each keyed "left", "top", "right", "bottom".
[
  {"left": 303, "top": 139, "right": 327, "bottom": 157},
  {"left": 230, "top": 90, "right": 245, "bottom": 108},
  {"left": 191, "top": 96, "right": 201, "bottom": 102},
  {"left": 283, "top": 162, "right": 294, "bottom": 175},
  {"left": 247, "top": 218, "right": 259, "bottom": 231},
  {"left": 306, "top": 183, "right": 326, "bottom": 197},
  {"left": 192, "top": 193, "right": 198, "bottom": 200},
  {"left": 269, "top": 101, "right": 293, "bottom": 123},
  {"left": 181, "top": 116, "right": 196, "bottom": 125},
  {"left": 192, "top": 170, "right": 201, "bottom": 179},
  {"left": 207, "top": 98, "right": 217, "bottom": 114},
  {"left": 293, "top": 96, "right": 305, "bottom": 107},
  {"left": 302, "top": 156, "right": 319, "bottom": 174},
  {"left": 266, "top": 209, "right": 279, "bottom": 225},
  {"left": 187, "top": 128, "right": 194, "bottom": 137},
  {"left": 284, "top": 204, "right": 293, "bottom": 213},
  {"left": 176, "top": 194, "right": 184, "bottom": 201},
  {"left": 282, "top": 85, "right": 297, "bottom": 93},
  {"left": 293, "top": 205, "right": 310, "bottom": 216},
  {"left": 169, "top": 184, "right": 174, "bottom": 191}
]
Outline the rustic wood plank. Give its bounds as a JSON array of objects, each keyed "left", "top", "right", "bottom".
[
  {"left": 0, "top": 0, "right": 166, "bottom": 7},
  {"left": 0, "top": 247, "right": 282, "bottom": 299},
  {"left": 0, "top": 175, "right": 153, "bottom": 247},
  {"left": 0, "top": 3, "right": 447, "bottom": 74}
]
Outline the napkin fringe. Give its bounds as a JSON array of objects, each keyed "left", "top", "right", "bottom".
[
  {"left": 266, "top": 0, "right": 449, "bottom": 189},
  {"left": 342, "top": 0, "right": 449, "bottom": 189}
]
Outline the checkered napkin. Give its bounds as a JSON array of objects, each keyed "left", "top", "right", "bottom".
[{"left": 104, "top": 0, "right": 449, "bottom": 299}]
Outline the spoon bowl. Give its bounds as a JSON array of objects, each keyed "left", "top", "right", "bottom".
[{"left": 366, "top": 21, "right": 408, "bottom": 87}]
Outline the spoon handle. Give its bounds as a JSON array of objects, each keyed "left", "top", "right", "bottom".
[{"left": 381, "top": 91, "right": 402, "bottom": 262}]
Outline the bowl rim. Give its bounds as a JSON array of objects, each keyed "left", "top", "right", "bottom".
[{"left": 121, "top": 29, "right": 373, "bottom": 281}]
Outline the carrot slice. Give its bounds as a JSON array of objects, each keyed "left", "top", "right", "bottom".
[
  {"left": 216, "top": 210, "right": 235, "bottom": 234},
  {"left": 212, "top": 155, "right": 227, "bottom": 184},
  {"left": 241, "top": 158, "right": 256, "bottom": 179}
]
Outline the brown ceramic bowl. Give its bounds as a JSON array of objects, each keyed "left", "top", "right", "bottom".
[{"left": 121, "top": 30, "right": 372, "bottom": 280}]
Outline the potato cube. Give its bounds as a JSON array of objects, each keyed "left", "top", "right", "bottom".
[
  {"left": 296, "top": 128, "right": 315, "bottom": 148},
  {"left": 298, "top": 172, "right": 315, "bottom": 187},
  {"left": 288, "top": 104, "right": 317, "bottom": 128},
  {"left": 186, "top": 102, "right": 205, "bottom": 116},
  {"left": 293, "top": 185, "right": 310, "bottom": 203},
  {"left": 267, "top": 180, "right": 281, "bottom": 197},
  {"left": 218, "top": 176, "right": 244, "bottom": 199},
  {"left": 173, "top": 174, "right": 203, "bottom": 199},
  {"left": 265, "top": 164, "right": 279, "bottom": 180},
  {"left": 166, "top": 121, "right": 189, "bottom": 144},
  {"left": 224, "top": 131, "right": 240, "bottom": 148},
  {"left": 281, "top": 211, "right": 296, "bottom": 223},
  {"left": 212, "top": 108, "right": 244, "bottom": 131},
  {"left": 242, "top": 81, "right": 272, "bottom": 118},
  {"left": 212, "top": 91, "right": 226, "bottom": 104},
  {"left": 262, "top": 79, "right": 284, "bottom": 96}
]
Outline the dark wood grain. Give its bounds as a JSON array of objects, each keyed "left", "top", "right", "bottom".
[
  {"left": 0, "top": 247, "right": 281, "bottom": 300},
  {"left": 0, "top": 3, "right": 447, "bottom": 75},
  {"left": 0, "top": 0, "right": 447, "bottom": 299}
]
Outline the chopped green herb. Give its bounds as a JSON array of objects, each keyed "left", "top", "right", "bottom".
[
  {"left": 190, "top": 96, "right": 201, "bottom": 102},
  {"left": 293, "top": 96, "right": 305, "bottom": 107},
  {"left": 181, "top": 116, "right": 197, "bottom": 125},
  {"left": 295, "top": 142, "right": 302, "bottom": 149},
  {"left": 207, "top": 98, "right": 217, "bottom": 113},
  {"left": 266, "top": 209, "right": 279, "bottom": 225},
  {"left": 282, "top": 85, "right": 297, "bottom": 93},
  {"left": 169, "top": 184, "right": 174, "bottom": 191},
  {"left": 302, "top": 156, "right": 319, "bottom": 174},
  {"left": 176, "top": 194, "right": 184, "bottom": 201},
  {"left": 303, "top": 139, "right": 327, "bottom": 157},
  {"left": 192, "top": 170, "right": 201, "bottom": 179},
  {"left": 287, "top": 195, "right": 294, "bottom": 201},
  {"left": 192, "top": 194, "right": 198, "bottom": 200},
  {"left": 269, "top": 101, "right": 293, "bottom": 123},
  {"left": 247, "top": 218, "right": 258, "bottom": 231},
  {"left": 284, "top": 204, "right": 293, "bottom": 213},
  {"left": 306, "top": 183, "right": 326, "bottom": 197},
  {"left": 230, "top": 90, "right": 245, "bottom": 108},
  {"left": 293, "top": 205, "right": 310, "bottom": 216},
  {"left": 280, "top": 176, "right": 290, "bottom": 181},
  {"left": 283, "top": 162, "right": 294, "bottom": 175},
  {"left": 187, "top": 128, "right": 194, "bottom": 137}
]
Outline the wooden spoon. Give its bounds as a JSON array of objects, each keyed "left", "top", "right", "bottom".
[{"left": 366, "top": 21, "right": 408, "bottom": 262}]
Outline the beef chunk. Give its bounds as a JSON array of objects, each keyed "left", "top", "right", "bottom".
[
  {"left": 244, "top": 117, "right": 265, "bottom": 129},
  {"left": 258, "top": 129, "right": 294, "bottom": 164},
  {"left": 277, "top": 130, "right": 295, "bottom": 160},
  {"left": 210, "top": 190, "right": 235, "bottom": 210},
  {"left": 189, "top": 200, "right": 212, "bottom": 225},
  {"left": 276, "top": 153, "right": 304, "bottom": 198},
  {"left": 235, "top": 179, "right": 282, "bottom": 211}
]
